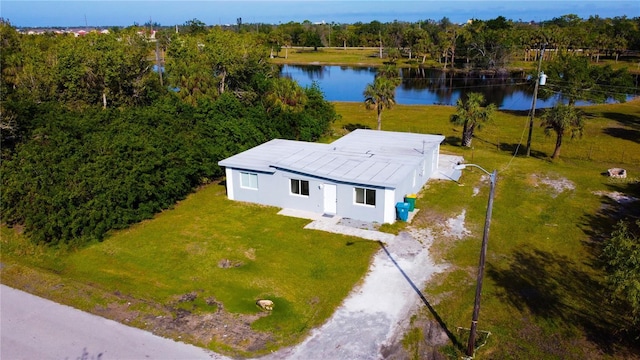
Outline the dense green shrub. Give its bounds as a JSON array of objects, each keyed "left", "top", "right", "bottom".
[
  {"left": 1, "top": 91, "right": 336, "bottom": 245},
  {"left": 0, "top": 23, "right": 337, "bottom": 245}
]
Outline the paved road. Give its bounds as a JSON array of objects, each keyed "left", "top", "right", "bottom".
[{"left": 0, "top": 285, "right": 227, "bottom": 360}]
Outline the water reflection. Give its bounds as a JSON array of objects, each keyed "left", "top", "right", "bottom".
[
  {"left": 399, "top": 67, "right": 527, "bottom": 107},
  {"left": 279, "top": 64, "right": 636, "bottom": 110}
]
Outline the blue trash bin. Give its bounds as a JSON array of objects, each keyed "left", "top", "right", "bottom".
[{"left": 396, "top": 202, "right": 410, "bottom": 222}]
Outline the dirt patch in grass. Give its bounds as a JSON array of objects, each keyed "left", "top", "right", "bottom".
[
  {"left": 93, "top": 291, "right": 274, "bottom": 356},
  {"left": 4, "top": 261, "right": 275, "bottom": 357},
  {"left": 412, "top": 208, "right": 449, "bottom": 228},
  {"left": 381, "top": 316, "right": 449, "bottom": 360},
  {"left": 528, "top": 174, "right": 575, "bottom": 197},
  {"left": 592, "top": 190, "right": 639, "bottom": 205},
  {"left": 412, "top": 208, "right": 471, "bottom": 240},
  {"left": 444, "top": 210, "right": 471, "bottom": 240}
]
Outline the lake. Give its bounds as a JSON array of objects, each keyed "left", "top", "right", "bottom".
[{"left": 280, "top": 64, "right": 637, "bottom": 110}]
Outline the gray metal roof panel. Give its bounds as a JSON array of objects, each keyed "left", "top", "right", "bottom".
[
  {"left": 218, "top": 130, "right": 444, "bottom": 188},
  {"left": 218, "top": 139, "right": 329, "bottom": 172}
]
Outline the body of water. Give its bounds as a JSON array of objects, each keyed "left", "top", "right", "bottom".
[{"left": 280, "top": 64, "right": 637, "bottom": 111}]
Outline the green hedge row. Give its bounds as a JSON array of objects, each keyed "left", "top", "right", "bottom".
[{"left": 1, "top": 88, "right": 336, "bottom": 245}]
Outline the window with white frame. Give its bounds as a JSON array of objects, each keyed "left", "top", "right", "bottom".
[
  {"left": 240, "top": 172, "right": 258, "bottom": 189},
  {"left": 290, "top": 179, "right": 310, "bottom": 196},
  {"left": 355, "top": 187, "right": 376, "bottom": 206}
]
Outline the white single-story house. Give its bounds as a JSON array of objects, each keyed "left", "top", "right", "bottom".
[{"left": 218, "top": 129, "right": 445, "bottom": 224}]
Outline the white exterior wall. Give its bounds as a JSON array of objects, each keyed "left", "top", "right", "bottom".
[
  {"left": 383, "top": 189, "right": 396, "bottom": 223},
  {"left": 225, "top": 167, "right": 235, "bottom": 200},
  {"left": 223, "top": 143, "right": 442, "bottom": 224},
  {"left": 335, "top": 183, "right": 387, "bottom": 223}
]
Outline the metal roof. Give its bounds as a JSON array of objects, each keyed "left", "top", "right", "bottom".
[{"left": 218, "top": 129, "right": 445, "bottom": 188}]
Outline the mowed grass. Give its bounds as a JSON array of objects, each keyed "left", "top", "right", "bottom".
[
  {"left": 271, "top": 47, "right": 640, "bottom": 74},
  {"left": 271, "top": 47, "right": 441, "bottom": 68},
  {"left": 2, "top": 98, "right": 639, "bottom": 357},
  {"left": 332, "top": 99, "right": 640, "bottom": 357},
  {"left": 271, "top": 47, "right": 390, "bottom": 66},
  {"left": 330, "top": 101, "right": 640, "bottom": 166},
  {"left": 0, "top": 182, "right": 379, "bottom": 355}
]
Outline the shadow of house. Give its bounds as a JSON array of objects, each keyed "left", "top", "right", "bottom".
[{"left": 578, "top": 181, "right": 640, "bottom": 350}]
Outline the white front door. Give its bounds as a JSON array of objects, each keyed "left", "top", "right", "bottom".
[{"left": 323, "top": 184, "right": 337, "bottom": 215}]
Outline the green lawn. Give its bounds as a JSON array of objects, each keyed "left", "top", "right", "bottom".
[
  {"left": 0, "top": 182, "right": 379, "bottom": 356},
  {"left": 2, "top": 98, "right": 639, "bottom": 358},
  {"left": 330, "top": 100, "right": 640, "bottom": 358},
  {"left": 270, "top": 47, "right": 640, "bottom": 74},
  {"left": 271, "top": 47, "right": 442, "bottom": 68}
]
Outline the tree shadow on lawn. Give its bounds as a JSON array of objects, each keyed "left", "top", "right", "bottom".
[
  {"left": 468, "top": 134, "right": 549, "bottom": 159},
  {"left": 600, "top": 112, "right": 640, "bottom": 129},
  {"left": 487, "top": 247, "right": 619, "bottom": 355},
  {"left": 602, "top": 127, "right": 640, "bottom": 144},
  {"left": 498, "top": 142, "right": 548, "bottom": 159},
  {"left": 443, "top": 135, "right": 461, "bottom": 147},
  {"left": 577, "top": 179, "right": 640, "bottom": 354},
  {"left": 580, "top": 179, "right": 640, "bottom": 261},
  {"left": 595, "top": 111, "right": 640, "bottom": 143}
]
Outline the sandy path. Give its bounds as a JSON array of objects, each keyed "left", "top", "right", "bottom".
[{"left": 259, "top": 228, "right": 446, "bottom": 360}]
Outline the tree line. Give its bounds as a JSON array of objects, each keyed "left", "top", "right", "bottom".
[
  {"left": 0, "top": 20, "right": 337, "bottom": 245},
  {"left": 165, "top": 14, "right": 640, "bottom": 70}
]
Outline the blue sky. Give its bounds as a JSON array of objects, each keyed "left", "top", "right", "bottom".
[{"left": 2, "top": 0, "right": 639, "bottom": 27}]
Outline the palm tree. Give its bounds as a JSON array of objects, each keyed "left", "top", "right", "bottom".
[
  {"left": 376, "top": 65, "right": 401, "bottom": 85},
  {"left": 540, "top": 103, "right": 584, "bottom": 159},
  {"left": 450, "top": 92, "right": 496, "bottom": 147},
  {"left": 265, "top": 77, "right": 307, "bottom": 113},
  {"left": 364, "top": 77, "right": 396, "bottom": 131},
  {"left": 336, "top": 28, "right": 351, "bottom": 50}
]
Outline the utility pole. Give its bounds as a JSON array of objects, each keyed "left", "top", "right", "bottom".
[
  {"left": 466, "top": 169, "right": 496, "bottom": 357},
  {"left": 525, "top": 43, "right": 546, "bottom": 157},
  {"left": 455, "top": 163, "right": 497, "bottom": 358}
]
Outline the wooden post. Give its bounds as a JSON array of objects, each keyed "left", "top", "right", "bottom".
[{"left": 466, "top": 170, "right": 497, "bottom": 358}]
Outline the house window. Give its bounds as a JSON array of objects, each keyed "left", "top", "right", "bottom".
[
  {"left": 240, "top": 172, "right": 258, "bottom": 189},
  {"left": 290, "top": 179, "right": 310, "bottom": 196},
  {"left": 355, "top": 187, "right": 376, "bottom": 206}
]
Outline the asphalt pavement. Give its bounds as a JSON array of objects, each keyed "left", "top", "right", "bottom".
[{"left": 0, "top": 285, "right": 227, "bottom": 360}]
